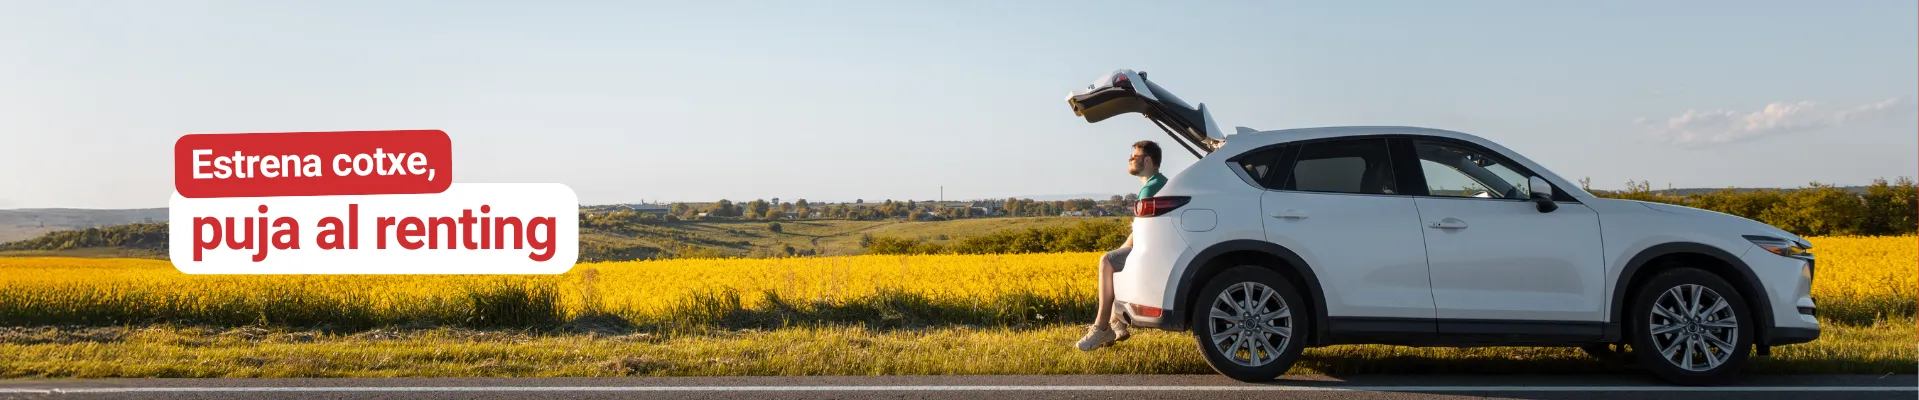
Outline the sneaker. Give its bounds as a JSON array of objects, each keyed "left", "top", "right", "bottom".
[
  {"left": 1076, "top": 325, "right": 1117, "bottom": 351},
  {"left": 1112, "top": 313, "right": 1132, "bottom": 342}
]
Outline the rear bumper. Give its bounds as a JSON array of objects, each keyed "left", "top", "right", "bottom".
[
  {"left": 1111, "top": 216, "right": 1193, "bottom": 330},
  {"left": 1114, "top": 301, "right": 1173, "bottom": 330}
]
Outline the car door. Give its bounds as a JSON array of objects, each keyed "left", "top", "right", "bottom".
[
  {"left": 1258, "top": 137, "right": 1437, "bottom": 331},
  {"left": 1400, "top": 137, "right": 1607, "bottom": 336}
]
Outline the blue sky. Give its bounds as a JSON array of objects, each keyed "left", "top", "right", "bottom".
[{"left": 2, "top": 0, "right": 1913, "bottom": 209}]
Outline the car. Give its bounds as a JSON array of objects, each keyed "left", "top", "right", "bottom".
[{"left": 1065, "top": 69, "right": 1821, "bottom": 386}]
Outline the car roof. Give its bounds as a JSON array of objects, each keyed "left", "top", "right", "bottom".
[{"left": 1222, "top": 126, "right": 1494, "bottom": 150}]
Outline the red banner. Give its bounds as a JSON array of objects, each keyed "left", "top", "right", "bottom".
[{"left": 174, "top": 130, "right": 453, "bottom": 198}]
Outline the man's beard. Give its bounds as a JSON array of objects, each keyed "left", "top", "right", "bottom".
[{"left": 1127, "top": 165, "right": 1142, "bottom": 176}]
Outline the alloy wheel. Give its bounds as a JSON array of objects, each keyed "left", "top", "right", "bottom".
[
  {"left": 1647, "top": 283, "right": 1739, "bottom": 372},
  {"left": 1207, "top": 281, "right": 1294, "bottom": 367}
]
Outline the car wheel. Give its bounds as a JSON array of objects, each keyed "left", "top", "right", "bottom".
[
  {"left": 1628, "top": 267, "right": 1753, "bottom": 386},
  {"left": 1190, "top": 265, "right": 1308, "bottom": 382}
]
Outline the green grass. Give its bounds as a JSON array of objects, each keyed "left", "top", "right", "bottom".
[
  {"left": 579, "top": 219, "right": 886, "bottom": 261},
  {"left": 814, "top": 217, "right": 1110, "bottom": 254},
  {"left": 2, "top": 320, "right": 1909, "bottom": 378}
]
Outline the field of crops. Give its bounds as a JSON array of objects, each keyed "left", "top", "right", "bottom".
[{"left": 0, "top": 236, "right": 1910, "bottom": 330}]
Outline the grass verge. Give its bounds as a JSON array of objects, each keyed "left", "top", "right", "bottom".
[{"left": 1, "top": 319, "right": 1910, "bottom": 378}]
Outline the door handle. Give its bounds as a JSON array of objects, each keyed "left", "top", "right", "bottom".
[
  {"left": 1270, "top": 209, "right": 1308, "bottom": 219},
  {"left": 1428, "top": 218, "right": 1468, "bottom": 229}
]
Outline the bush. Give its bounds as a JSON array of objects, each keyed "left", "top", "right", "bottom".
[
  {"left": 671, "top": 244, "right": 725, "bottom": 259},
  {"left": 864, "top": 235, "right": 946, "bottom": 255},
  {"left": 768, "top": 222, "right": 783, "bottom": 234}
]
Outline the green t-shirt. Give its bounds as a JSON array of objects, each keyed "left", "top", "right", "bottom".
[{"left": 1139, "top": 173, "right": 1167, "bottom": 199}]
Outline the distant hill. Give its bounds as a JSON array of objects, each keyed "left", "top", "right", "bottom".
[{"left": 0, "top": 208, "right": 168, "bottom": 243}]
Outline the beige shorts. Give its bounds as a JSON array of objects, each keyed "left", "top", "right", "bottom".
[{"left": 1102, "top": 246, "right": 1131, "bottom": 273}]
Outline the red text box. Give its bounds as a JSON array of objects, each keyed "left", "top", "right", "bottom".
[{"left": 174, "top": 130, "right": 453, "bottom": 198}]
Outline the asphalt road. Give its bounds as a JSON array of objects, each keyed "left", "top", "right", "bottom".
[{"left": 1, "top": 374, "right": 1913, "bottom": 400}]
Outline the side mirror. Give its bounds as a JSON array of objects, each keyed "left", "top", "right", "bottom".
[{"left": 1529, "top": 176, "right": 1558, "bottom": 213}]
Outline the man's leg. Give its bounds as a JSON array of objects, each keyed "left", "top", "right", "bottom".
[
  {"left": 1078, "top": 247, "right": 1128, "bottom": 351},
  {"left": 1095, "top": 255, "right": 1115, "bottom": 330}
]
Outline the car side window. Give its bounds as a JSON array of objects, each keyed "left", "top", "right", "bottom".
[
  {"left": 1412, "top": 140, "right": 1531, "bottom": 199},
  {"left": 1235, "top": 146, "right": 1286, "bottom": 189},
  {"left": 1284, "top": 139, "right": 1397, "bottom": 195}
]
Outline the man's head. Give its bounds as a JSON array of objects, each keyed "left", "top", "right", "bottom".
[{"left": 1128, "top": 140, "right": 1161, "bottom": 177}]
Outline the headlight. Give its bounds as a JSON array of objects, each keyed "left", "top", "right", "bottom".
[{"left": 1745, "top": 235, "right": 1812, "bottom": 259}]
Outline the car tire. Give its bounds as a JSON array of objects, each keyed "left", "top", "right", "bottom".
[
  {"left": 1190, "top": 265, "right": 1308, "bottom": 382},
  {"left": 1628, "top": 267, "right": 1754, "bottom": 386}
]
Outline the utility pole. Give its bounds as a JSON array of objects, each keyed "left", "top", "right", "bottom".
[{"left": 940, "top": 186, "right": 943, "bottom": 203}]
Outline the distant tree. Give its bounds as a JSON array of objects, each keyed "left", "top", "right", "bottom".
[
  {"left": 1110, "top": 195, "right": 1123, "bottom": 204},
  {"left": 1760, "top": 183, "right": 1866, "bottom": 236},
  {"left": 768, "top": 221, "right": 783, "bottom": 233},
  {"left": 764, "top": 208, "right": 782, "bottom": 219},
  {"left": 781, "top": 202, "right": 794, "bottom": 212},
  {"left": 1862, "top": 177, "right": 1918, "bottom": 235},
  {"left": 796, "top": 199, "right": 809, "bottom": 209},
  {"left": 1124, "top": 193, "right": 1138, "bottom": 203},
  {"left": 707, "top": 199, "right": 737, "bottom": 217},
  {"left": 856, "top": 199, "right": 863, "bottom": 204},
  {"left": 670, "top": 203, "right": 689, "bottom": 215},
  {"left": 747, "top": 199, "right": 771, "bottom": 219}
]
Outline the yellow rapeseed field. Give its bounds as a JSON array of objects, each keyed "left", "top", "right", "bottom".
[
  {"left": 1801, "top": 236, "right": 1916, "bottom": 323},
  {"left": 0, "top": 236, "right": 1909, "bottom": 329}
]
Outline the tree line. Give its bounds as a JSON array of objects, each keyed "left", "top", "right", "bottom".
[
  {"left": 1582, "top": 177, "right": 1915, "bottom": 236},
  {"left": 0, "top": 223, "right": 168, "bottom": 251}
]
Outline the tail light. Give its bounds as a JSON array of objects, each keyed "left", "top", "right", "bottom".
[
  {"left": 1135, "top": 196, "right": 1190, "bottom": 217},
  {"left": 1128, "top": 303, "right": 1164, "bottom": 318}
]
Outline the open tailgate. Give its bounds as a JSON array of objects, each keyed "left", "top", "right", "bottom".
[{"left": 1066, "top": 69, "right": 1226, "bottom": 157}]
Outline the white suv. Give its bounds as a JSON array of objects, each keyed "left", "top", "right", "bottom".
[{"left": 1067, "top": 69, "right": 1821, "bottom": 386}]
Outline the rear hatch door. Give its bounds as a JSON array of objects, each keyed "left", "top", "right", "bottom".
[{"left": 1066, "top": 69, "right": 1226, "bottom": 156}]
